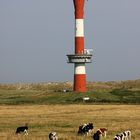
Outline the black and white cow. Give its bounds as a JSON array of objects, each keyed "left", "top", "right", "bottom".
[
  {"left": 49, "top": 132, "right": 58, "bottom": 140},
  {"left": 114, "top": 130, "right": 131, "bottom": 140},
  {"left": 114, "top": 133, "right": 124, "bottom": 140},
  {"left": 78, "top": 123, "right": 94, "bottom": 135},
  {"left": 124, "top": 130, "right": 131, "bottom": 140},
  {"left": 15, "top": 124, "right": 28, "bottom": 135}
]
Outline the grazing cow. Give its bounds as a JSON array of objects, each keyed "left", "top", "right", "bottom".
[
  {"left": 114, "top": 130, "right": 131, "bottom": 140},
  {"left": 97, "top": 128, "right": 108, "bottom": 138},
  {"left": 15, "top": 124, "right": 28, "bottom": 135},
  {"left": 93, "top": 128, "right": 108, "bottom": 140},
  {"left": 93, "top": 130, "right": 102, "bottom": 140},
  {"left": 114, "top": 135, "right": 121, "bottom": 140},
  {"left": 124, "top": 130, "right": 131, "bottom": 140},
  {"left": 49, "top": 132, "right": 58, "bottom": 140},
  {"left": 78, "top": 123, "right": 94, "bottom": 135},
  {"left": 114, "top": 134, "right": 124, "bottom": 140}
]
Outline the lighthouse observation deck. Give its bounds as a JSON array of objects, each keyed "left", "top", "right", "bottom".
[{"left": 67, "top": 49, "right": 93, "bottom": 63}]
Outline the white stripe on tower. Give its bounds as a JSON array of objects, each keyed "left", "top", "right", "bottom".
[
  {"left": 74, "top": 18, "right": 86, "bottom": 91},
  {"left": 74, "top": 63, "right": 86, "bottom": 92},
  {"left": 75, "top": 19, "right": 84, "bottom": 37},
  {"left": 75, "top": 64, "right": 86, "bottom": 74},
  {"left": 73, "top": 0, "right": 86, "bottom": 92}
]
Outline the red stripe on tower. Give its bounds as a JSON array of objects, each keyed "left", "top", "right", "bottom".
[
  {"left": 67, "top": 0, "right": 92, "bottom": 92},
  {"left": 74, "top": 0, "right": 86, "bottom": 92}
]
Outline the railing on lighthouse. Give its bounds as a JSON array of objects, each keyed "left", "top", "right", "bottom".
[{"left": 67, "top": 49, "right": 93, "bottom": 63}]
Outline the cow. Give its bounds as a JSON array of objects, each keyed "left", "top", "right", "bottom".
[
  {"left": 114, "top": 130, "right": 131, "bottom": 140},
  {"left": 15, "top": 123, "right": 28, "bottom": 135},
  {"left": 124, "top": 130, "right": 131, "bottom": 140},
  {"left": 114, "top": 134, "right": 124, "bottom": 140},
  {"left": 97, "top": 128, "right": 108, "bottom": 138},
  {"left": 49, "top": 132, "right": 58, "bottom": 140},
  {"left": 78, "top": 123, "right": 94, "bottom": 135},
  {"left": 93, "top": 130, "right": 102, "bottom": 140}
]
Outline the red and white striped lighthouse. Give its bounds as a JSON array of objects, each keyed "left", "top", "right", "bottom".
[{"left": 67, "top": 0, "right": 92, "bottom": 92}]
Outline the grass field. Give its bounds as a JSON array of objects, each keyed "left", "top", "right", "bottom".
[
  {"left": 0, "top": 105, "right": 139, "bottom": 140},
  {"left": 0, "top": 80, "right": 139, "bottom": 139}
]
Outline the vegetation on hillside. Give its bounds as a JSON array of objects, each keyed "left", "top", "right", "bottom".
[{"left": 0, "top": 79, "right": 140, "bottom": 105}]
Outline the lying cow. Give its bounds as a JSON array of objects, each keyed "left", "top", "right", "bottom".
[{"left": 78, "top": 123, "right": 94, "bottom": 135}]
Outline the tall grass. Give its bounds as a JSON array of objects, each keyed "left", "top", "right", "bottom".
[{"left": 0, "top": 105, "right": 139, "bottom": 140}]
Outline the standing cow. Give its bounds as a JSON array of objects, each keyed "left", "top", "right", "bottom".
[
  {"left": 114, "top": 130, "right": 131, "bottom": 140},
  {"left": 78, "top": 123, "right": 94, "bottom": 135}
]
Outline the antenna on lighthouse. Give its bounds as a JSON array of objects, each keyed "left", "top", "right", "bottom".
[{"left": 67, "top": 0, "right": 93, "bottom": 92}]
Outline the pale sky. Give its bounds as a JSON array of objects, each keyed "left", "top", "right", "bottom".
[{"left": 0, "top": 0, "right": 140, "bottom": 83}]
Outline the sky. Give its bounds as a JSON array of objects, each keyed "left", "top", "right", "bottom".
[{"left": 0, "top": 0, "right": 140, "bottom": 83}]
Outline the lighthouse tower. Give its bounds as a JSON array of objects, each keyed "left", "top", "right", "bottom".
[{"left": 67, "top": 0, "right": 92, "bottom": 92}]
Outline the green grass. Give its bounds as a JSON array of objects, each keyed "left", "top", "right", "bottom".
[
  {"left": 0, "top": 88, "right": 139, "bottom": 105},
  {"left": 0, "top": 80, "right": 140, "bottom": 105}
]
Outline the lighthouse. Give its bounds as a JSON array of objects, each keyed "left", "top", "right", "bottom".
[{"left": 67, "top": 0, "right": 92, "bottom": 92}]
